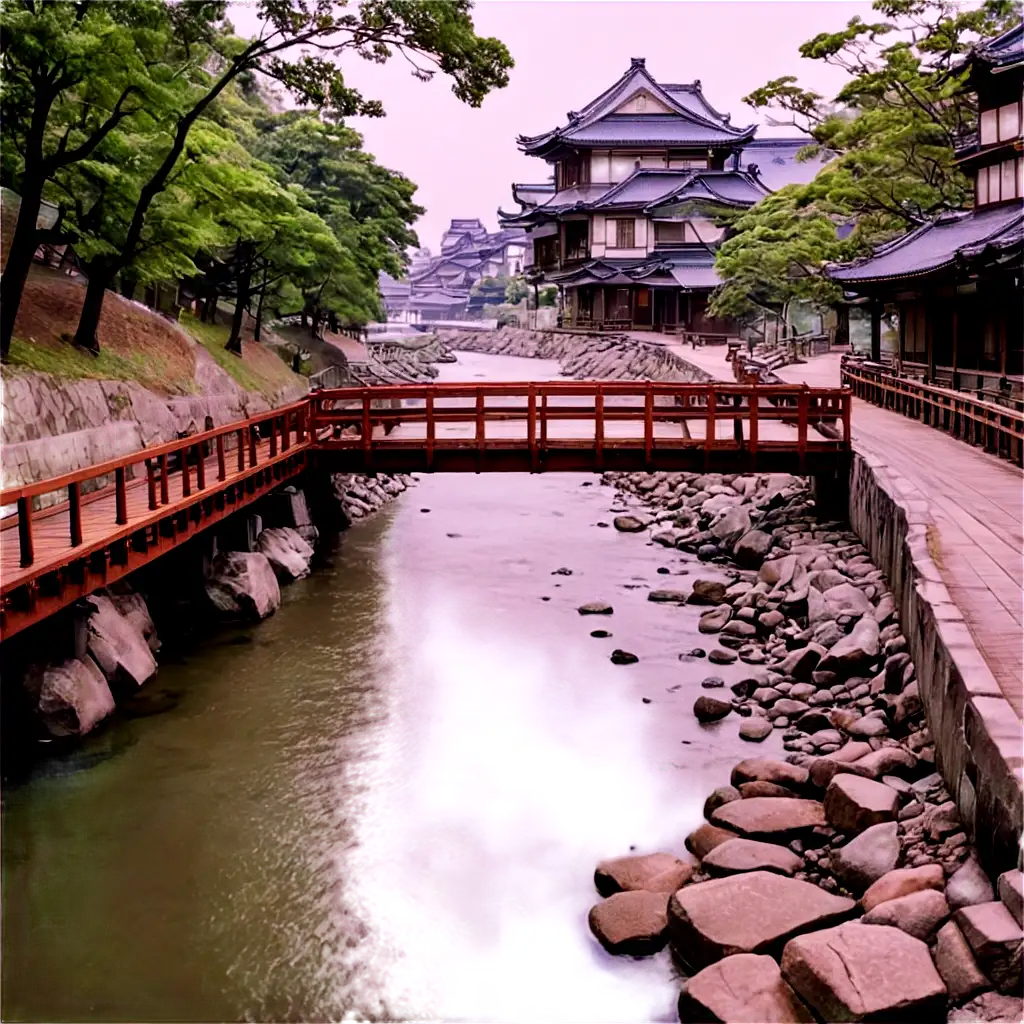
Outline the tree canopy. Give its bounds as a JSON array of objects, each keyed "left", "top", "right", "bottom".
[
  {"left": 0, "top": 0, "right": 512, "bottom": 358},
  {"left": 710, "top": 0, "right": 1018, "bottom": 322}
]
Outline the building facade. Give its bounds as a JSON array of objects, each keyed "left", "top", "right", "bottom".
[
  {"left": 829, "top": 23, "right": 1023, "bottom": 388},
  {"left": 499, "top": 58, "right": 826, "bottom": 333},
  {"left": 380, "top": 218, "right": 527, "bottom": 323}
]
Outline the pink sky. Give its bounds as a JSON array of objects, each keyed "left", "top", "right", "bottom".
[{"left": 236, "top": 1, "right": 873, "bottom": 253}]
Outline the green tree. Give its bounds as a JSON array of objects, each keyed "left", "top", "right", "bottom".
[
  {"left": 0, "top": 0, "right": 224, "bottom": 358},
  {"left": 504, "top": 274, "right": 528, "bottom": 304},
  {"left": 744, "top": 0, "right": 1017, "bottom": 235},
  {"left": 708, "top": 183, "right": 856, "bottom": 323},
  {"left": 65, "top": 0, "right": 511, "bottom": 353}
]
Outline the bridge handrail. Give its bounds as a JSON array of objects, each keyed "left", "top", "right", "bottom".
[{"left": 0, "top": 399, "right": 311, "bottom": 507}]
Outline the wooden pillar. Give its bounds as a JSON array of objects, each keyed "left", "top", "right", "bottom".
[
  {"left": 951, "top": 281, "right": 960, "bottom": 392},
  {"left": 926, "top": 292, "right": 936, "bottom": 384},
  {"left": 870, "top": 301, "right": 882, "bottom": 363},
  {"left": 835, "top": 305, "right": 849, "bottom": 348}
]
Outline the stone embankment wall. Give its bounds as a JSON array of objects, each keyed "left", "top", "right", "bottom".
[
  {"left": 848, "top": 451, "right": 1022, "bottom": 876},
  {"left": 433, "top": 326, "right": 713, "bottom": 382},
  {"left": 1, "top": 345, "right": 306, "bottom": 496}
]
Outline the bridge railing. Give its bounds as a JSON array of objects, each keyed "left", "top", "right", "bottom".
[
  {"left": 1, "top": 400, "right": 311, "bottom": 573},
  {"left": 310, "top": 381, "right": 850, "bottom": 471},
  {"left": 842, "top": 361, "right": 1024, "bottom": 466}
]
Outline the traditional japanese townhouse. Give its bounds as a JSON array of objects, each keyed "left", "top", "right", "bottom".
[
  {"left": 499, "top": 58, "right": 826, "bottom": 333},
  {"left": 829, "top": 22, "right": 1023, "bottom": 389}
]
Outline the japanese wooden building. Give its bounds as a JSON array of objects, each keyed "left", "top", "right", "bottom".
[
  {"left": 499, "top": 58, "right": 828, "bottom": 334},
  {"left": 830, "top": 23, "right": 1023, "bottom": 390}
]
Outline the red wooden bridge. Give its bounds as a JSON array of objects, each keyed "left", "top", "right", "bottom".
[{"left": 0, "top": 381, "right": 850, "bottom": 638}]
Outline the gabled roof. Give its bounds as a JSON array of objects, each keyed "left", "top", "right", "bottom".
[
  {"left": 970, "top": 20, "right": 1024, "bottom": 71},
  {"left": 593, "top": 167, "right": 769, "bottom": 212},
  {"left": 737, "top": 137, "right": 831, "bottom": 190},
  {"left": 828, "top": 200, "right": 1023, "bottom": 285},
  {"left": 549, "top": 247, "right": 721, "bottom": 291},
  {"left": 519, "top": 58, "right": 755, "bottom": 156}
]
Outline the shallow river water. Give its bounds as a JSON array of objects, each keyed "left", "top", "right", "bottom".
[{"left": 2, "top": 352, "right": 782, "bottom": 1023}]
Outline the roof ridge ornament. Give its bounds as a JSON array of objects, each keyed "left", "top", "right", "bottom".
[{"left": 630, "top": 57, "right": 646, "bottom": 69}]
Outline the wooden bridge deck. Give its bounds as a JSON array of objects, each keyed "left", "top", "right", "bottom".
[{"left": 1, "top": 382, "right": 850, "bottom": 639}]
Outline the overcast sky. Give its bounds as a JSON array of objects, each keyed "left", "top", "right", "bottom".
[{"left": 237, "top": 1, "right": 874, "bottom": 255}]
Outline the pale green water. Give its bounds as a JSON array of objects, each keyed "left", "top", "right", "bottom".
[{"left": 2, "top": 353, "right": 781, "bottom": 1022}]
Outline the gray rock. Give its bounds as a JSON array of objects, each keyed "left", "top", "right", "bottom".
[
  {"left": 831, "top": 821, "right": 900, "bottom": 894},
  {"left": 669, "top": 871, "right": 855, "bottom": 970},
  {"left": 613, "top": 515, "right": 646, "bottom": 532},
  {"left": 740, "top": 717, "right": 773, "bottom": 742},
  {"left": 648, "top": 589, "right": 688, "bottom": 603},
  {"left": 256, "top": 526, "right": 314, "bottom": 581},
  {"left": 998, "top": 870, "right": 1024, "bottom": 927},
  {"left": 823, "top": 775, "right": 899, "bottom": 834},
  {"left": 205, "top": 551, "right": 281, "bottom": 621},
  {"left": 704, "top": 786, "right": 742, "bottom": 819},
  {"left": 595, "top": 853, "right": 693, "bottom": 896},
  {"left": 709, "top": 648, "right": 737, "bottom": 665},
  {"left": 578, "top": 602, "right": 613, "bottom": 615},
  {"left": 702, "top": 838, "right": 803, "bottom": 877},
  {"left": 694, "top": 696, "right": 733, "bottom": 723},
  {"left": 679, "top": 954, "right": 814, "bottom": 1023},
  {"left": 822, "top": 583, "right": 874, "bottom": 618},
  {"left": 83, "top": 594, "right": 158, "bottom": 688},
  {"left": 956, "top": 901, "right": 1024, "bottom": 995},
  {"left": 781, "top": 922, "right": 947, "bottom": 1022},
  {"left": 862, "top": 888, "right": 950, "bottom": 941},
  {"left": 934, "top": 920, "right": 991, "bottom": 1003},
  {"left": 589, "top": 890, "right": 669, "bottom": 956},
  {"left": 711, "top": 798, "right": 826, "bottom": 840},
  {"left": 948, "top": 993, "right": 1024, "bottom": 1023},
  {"left": 734, "top": 529, "right": 773, "bottom": 568},
  {"left": 817, "top": 617, "right": 880, "bottom": 677},
  {"left": 699, "top": 605, "right": 732, "bottom": 633},
  {"left": 947, "top": 855, "right": 997, "bottom": 912},
  {"left": 712, "top": 506, "right": 752, "bottom": 545},
  {"left": 689, "top": 579, "right": 728, "bottom": 605},
  {"left": 23, "top": 656, "right": 115, "bottom": 737}
]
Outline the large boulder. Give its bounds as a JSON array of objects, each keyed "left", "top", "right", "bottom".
[
  {"left": 998, "top": 870, "right": 1024, "bottom": 927},
  {"left": 822, "top": 583, "right": 874, "bottom": 618},
  {"left": 699, "top": 605, "right": 732, "bottom": 634},
  {"left": 734, "top": 530, "right": 772, "bottom": 568},
  {"left": 578, "top": 601, "right": 613, "bottom": 615},
  {"left": 588, "top": 890, "right": 669, "bottom": 956},
  {"left": 831, "top": 821, "right": 900, "bottom": 894},
  {"left": 205, "top": 551, "right": 281, "bottom": 621},
  {"left": 823, "top": 775, "right": 899, "bottom": 834},
  {"left": 860, "top": 865, "right": 945, "bottom": 912},
  {"left": 669, "top": 871, "right": 855, "bottom": 969},
  {"left": 694, "top": 695, "right": 733, "bottom": 723},
  {"left": 934, "top": 921, "right": 991, "bottom": 1003},
  {"left": 595, "top": 853, "right": 693, "bottom": 896},
  {"left": 861, "top": 889, "right": 950, "bottom": 941},
  {"left": 955, "top": 902, "right": 1024, "bottom": 994},
  {"left": 947, "top": 855, "right": 996, "bottom": 911},
  {"left": 711, "top": 506, "right": 751, "bottom": 545},
  {"left": 781, "top": 922, "right": 947, "bottom": 1022},
  {"left": 711, "top": 798, "right": 825, "bottom": 840},
  {"left": 679, "top": 953, "right": 814, "bottom": 1023},
  {"left": 947, "top": 993, "right": 1024, "bottom": 1023},
  {"left": 23, "top": 657, "right": 115, "bottom": 737},
  {"left": 701, "top": 838, "right": 802, "bottom": 877},
  {"left": 83, "top": 594, "right": 158, "bottom": 689},
  {"left": 255, "top": 526, "right": 314, "bottom": 581},
  {"left": 817, "top": 617, "right": 880, "bottom": 677},
  {"left": 686, "top": 824, "right": 739, "bottom": 859},
  {"left": 103, "top": 586, "right": 159, "bottom": 652}
]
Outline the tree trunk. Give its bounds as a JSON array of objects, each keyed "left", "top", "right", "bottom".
[
  {"left": 226, "top": 250, "right": 252, "bottom": 355},
  {"left": 300, "top": 310, "right": 308, "bottom": 329},
  {"left": 310, "top": 309, "right": 321, "bottom": 340},
  {"left": 202, "top": 293, "right": 217, "bottom": 323},
  {"left": 0, "top": 181, "right": 46, "bottom": 360},
  {"left": 253, "top": 268, "right": 267, "bottom": 342},
  {"left": 120, "top": 275, "right": 138, "bottom": 301},
  {"left": 73, "top": 269, "right": 112, "bottom": 353}
]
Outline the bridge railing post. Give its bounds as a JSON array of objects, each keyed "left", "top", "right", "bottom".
[
  {"left": 749, "top": 385, "right": 759, "bottom": 460},
  {"left": 17, "top": 497, "right": 33, "bottom": 568},
  {"left": 216, "top": 435, "right": 226, "bottom": 482},
  {"left": 69, "top": 480, "right": 83, "bottom": 547},
  {"left": 644, "top": 389, "right": 654, "bottom": 467},
  {"left": 248, "top": 425, "right": 257, "bottom": 468},
  {"left": 426, "top": 391, "right": 435, "bottom": 469},
  {"left": 195, "top": 444, "right": 205, "bottom": 491},
  {"left": 595, "top": 385, "right": 604, "bottom": 470},
  {"left": 146, "top": 460, "right": 158, "bottom": 511},
  {"left": 798, "top": 388, "right": 809, "bottom": 473},
  {"left": 115, "top": 467, "right": 128, "bottom": 525},
  {"left": 361, "top": 392, "right": 372, "bottom": 468},
  {"left": 528, "top": 386, "right": 537, "bottom": 471},
  {"left": 269, "top": 416, "right": 278, "bottom": 459},
  {"left": 705, "top": 389, "right": 717, "bottom": 465},
  {"left": 160, "top": 454, "right": 170, "bottom": 505},
  {"left": 476, "top": 389, "right": 485, "bottom": 462}
]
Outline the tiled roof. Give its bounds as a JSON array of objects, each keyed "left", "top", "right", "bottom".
[
  {"left": 561, "top": 115, "right": 754, "bottom": 147},
  {"left": 737, "top": 138, "right": 831, "bottom": 190},
  {"left": 973, "top": 20, "right": 1023, "bottom": 69},
  {"left": 551, "top": 248, "right": 721, "bottom": 291},
  {"left": 829, "top": 200, "right": 1024, "bottom": 284}
]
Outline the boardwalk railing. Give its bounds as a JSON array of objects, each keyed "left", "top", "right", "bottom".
[
  {"left": 1, "top": 382, "right": 850, "bottom": 639},
  {"left": 0, "top": 402, "right": 311, "bottom": 637},
  {"left": 310, "top": 381, "right": 851, "bottom": 475},
  {"left": 842, "top": 361, "right": 1024, "bottom": 466}
]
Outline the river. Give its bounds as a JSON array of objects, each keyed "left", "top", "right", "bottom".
[{"left": 2, "top": 352, "right": 781, "bottom": 1023}]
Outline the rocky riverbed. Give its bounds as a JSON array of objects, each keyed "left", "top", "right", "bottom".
[{"left": 584, "top": 468, "right": 1024, "bottom": 1022}]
